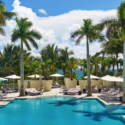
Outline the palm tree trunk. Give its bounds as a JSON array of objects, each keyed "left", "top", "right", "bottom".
[
  {"left": 68, "top": 70, "right": 70, "bottom": 78},
  {"left": 47, "top": 68, "right": 48, "bottom": 79},
  {"left": 83, "top": 68, "right": 84, "bottom": 78},
  {"left": 113, "top": 64, "right": 114, "bottom": 73},
  {"left": 108, "top": 67, "right": 109, "bottom": 74},
  {"left": 123, "top": 31, "right": 125, "bottom": 102},
  {"left": 86, "top": 37, "right": 92, "bottom": 96},
  {"left": 116, "top": 54, "right": 119, "bottom": 75},
  {"left": 71, "top": 69, "right": 72, "bottom": 79},
  {"left": 39, "top": 75, "right": 42, "bottom": 91},
  {"left": 20, "top": 39, "right": 25, "bottom": 96},
  {"left": 95, "top": 65, "right": 97, "bottom": 76}
]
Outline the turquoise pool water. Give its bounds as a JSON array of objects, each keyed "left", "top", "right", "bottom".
[{"left": 0, "top": 97, "right": 125, "bottom": 125}]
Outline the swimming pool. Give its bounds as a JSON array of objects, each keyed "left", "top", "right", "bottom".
[{"left": 0, "top": 96, "right": 125, "bottom": 125}]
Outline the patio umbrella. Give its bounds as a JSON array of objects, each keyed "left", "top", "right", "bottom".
[
  {"left": 27, "top": 74, "right": 44, "bottom": 78},
  {"left": 5, "top": 75, "right": 21, "bottom": 79},
  {"left": 5, "top": 75, "right": 21, "bottom": 89},
  {"left": 101, "top": 75, "right": 123, "bottom": 88},
  {"left": 101, "top": 75, "right": 123, "bottom": 82},
  {"left": 50, "top": 73, "right": 64, "bottom": 83},
  {"left": 0, "top": 77, "right": 7, "bottom": 81},
  {"left": 50, "top": 73, "right": 64, "bottom": 77},
  {"left": 84, "top": 75, "right": 100, "bottom": 79}
]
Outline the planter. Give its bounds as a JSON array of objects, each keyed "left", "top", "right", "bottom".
[
  {"left": 65, "top": 79, "right": 77, "bottom": 90},
  {"left": 79, "top": 80, "right": 87, "bottom": 91},
  {"left": 17, "top": 80, "right": 28, "bottom": 92},
  {"left": 42, "top": 80, "right": 52, "bottom": 91},
  {"left": 30, "top": 80, "right": 40, "bottom": 90},
  {"left": 79, "top": 80, "right": 102, "bottom": 91}
]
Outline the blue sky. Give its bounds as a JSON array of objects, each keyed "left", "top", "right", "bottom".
[
  {"left": 0, "top": 0, "right": 123, "bottom": 59},
  {"left": 4, "top": 0, "right": 122, "bottom": 16}
]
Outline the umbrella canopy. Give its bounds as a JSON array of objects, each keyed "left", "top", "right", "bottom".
[
  {"left": 5, "top": 75, "right": 21, "bottom": 79},
  {"left": 27, "top": 74, "right": 44, "bottom": 78},
  {"left": 0, "top": 77, "right": 7, "bottom": 81},
  {"left": 101, "top": 75, "right": 123, "bottom": 82},
  {"left": 84, "top": 75, "right": 100, "bottom": 79},
  {"left": 50, "top": 73, "right": 64, "bottom": 77}
]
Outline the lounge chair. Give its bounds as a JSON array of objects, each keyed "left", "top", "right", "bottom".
[
  {"left": 0, "top": 93, "right": 7, "bottom": 101},
  {"left": 101, "top": 88, "right": 115, "bottom": 94},
  {"left": 92, "top": 86, "right": 98, "bottom": 93},
  {"left": 6, "top": 86, "right": 18, "bottom": 92},
  {"left": 104, "top": 89, "right": 120, "bottom": 96},
  {"left": 1, "top": 86, "right": 18, "bottom": 93},
  {"left": 25, "top": 88, "right": 43, "bottom": 96},
  {"left": 63, "top": 88, "right": 81, "bottom": 95},
  {"left": 52, "top": 82, "right": 61, "bottom": 88},
  {"left": 101, "top": 86, "right": 108, "bottom": 92},
  {"left": 108, "top": 91, "right": 123, "bottom": 101}
]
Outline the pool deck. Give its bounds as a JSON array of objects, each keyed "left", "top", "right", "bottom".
[{"left": 0, "top": 87, "right": 124, "bottom": 106}]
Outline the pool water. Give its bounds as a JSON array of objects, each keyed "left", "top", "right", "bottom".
[{"left": 0, "top": 96, "right": 125, "bottom": 125}]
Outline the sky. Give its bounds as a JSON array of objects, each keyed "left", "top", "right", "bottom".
[{"left": 1, "top": 0, "right": 123, "bottom": 58}]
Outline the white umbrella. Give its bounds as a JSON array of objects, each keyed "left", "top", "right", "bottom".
[
  {"left": 27, "top": 74, "right": 44, "bottom": 78},
  {"left": 5, "top": 75, "right": 21, "bottom": 79},
  {"left": 0, "top": 77, "right": 7, "bottom": 81},
  {"left": 84, "top": 75, "right": 100, "bottom": 79},
  {"left": 50, "top": 73, "right": 64, "bottom": 84},
  {"left": 5, "top": 75, "right": 21, "bottom": 89},
  {"left": 101, "top": 75, "right": 123, "bottom": 82},
  {"left": 50, "top": 73, "right": 64, "bottom": 77}
]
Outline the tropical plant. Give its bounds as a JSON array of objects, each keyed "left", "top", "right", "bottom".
[
  {"left": 0, "top": 0, "right": 16, "bottom": 36},
  {"left": 59, "top": 47, "right": 74, "bottom": 76},
  {"left": 97, "top": 0, "right": 125, "bottom": 102},
  {"left": 71, "top": 19, "right": 104, "bottom": 96},
  {"left": 79, "top": 58, "right": 87, "bottom": 77},
  {"left": 11, "top": 17, "right": 42, "bottom": 96}
]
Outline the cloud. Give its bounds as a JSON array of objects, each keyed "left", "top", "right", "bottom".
[
  {"left": 38, "top": 9, "right": 47, "bottom": 15},
  {"left": 0, "top": 0, "right": 118, "bottom": 59},
  {"left": 12, "top": 0, "right": 21, "bottom": 7}
]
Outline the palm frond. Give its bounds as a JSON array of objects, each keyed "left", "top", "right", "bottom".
[
  {"left": 71, "top": 29, "right": 82, "bottom": 38},
  {"left": 0, "top": 26, "right": 5, "bottom": 36},
  {"left": 26, "top": 30, "right": 42, "bottom": 39},
  {"left": 11, "top": 29, "right": 21, "bottom": 42},
  {"left": 75, "top": 34, "right": 84, "bottom": 45},
  {"left": 3, "top": 11, "right": 16, "bottom": 19},
  {"left": 97, "top": 17, "right": 118, "bottom": 30},
  {"left": 26, "top": 36, "right": 38, "bottom": 49},
  {"left": 23, "top": 39, "right": 31, "bottom": 50}
]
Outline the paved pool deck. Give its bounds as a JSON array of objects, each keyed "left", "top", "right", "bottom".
[{"left": 0, "top": 87, "right": 124, "bottom": 106}]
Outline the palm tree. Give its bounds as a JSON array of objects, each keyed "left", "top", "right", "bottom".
[
  {"left": 101, "top": 29, "right": 123, "bottom": 75},
  {"left": 0, "top": 44, "right": 20, "bottom": 76},
  {"left": 97, "top": 1, "right": 125, "bottom": 101},
  {"left": 71, "top": 19, "right": 104, "bottom": 96},
  {"left": 59, "top": 47, "right": 74, "bottom": 76},
  {"left": 11, "top": 17, "right": 42, "bottom": 96},
  {"left": 90, "top": 56, "right": 100, "bottom": 76},
  {"left": 69, "top": 57, "right": 78, "bottom": 79},
  {"left": 79, "top": 58, "right": 87, "bottom": 78},
  {"left": 0, "top": 0, "right": 16, "bottom": 36}
]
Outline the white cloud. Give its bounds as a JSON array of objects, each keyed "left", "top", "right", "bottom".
[
  {"left": 0, "top": 0, "right": 119, "bottom": 59},
  {"left": 12, "top": 0, "right": 21, "bottom": 7},
  {"left": 38, "top": 9, "right": 47, "bottom": 15}
]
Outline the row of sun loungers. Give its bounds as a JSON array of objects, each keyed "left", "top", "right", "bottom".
[
  {"left": 63, "top": 88, "right": 81, "bottom": 95},
  {"left": 100, "top": 87, "right": 123, "bottom": 101},
  {"left": 52, "top": 82, "right": 61, "bottom": 88},
  {"left": 1, "top": 86, "right": 18, "bottom": 93},
  {"left": 25, "top": 88, "right": 43, "bottom": 96}
]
